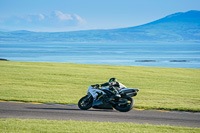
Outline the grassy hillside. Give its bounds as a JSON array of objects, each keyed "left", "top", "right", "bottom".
[
  {"left": 1, "top": 119, "right": 199, "bottom": 133},
  {"left": 0, "top": 61, "right": 199, "bottom": 111}
]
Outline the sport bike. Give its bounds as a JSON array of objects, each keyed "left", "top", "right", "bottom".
[{"left": 78, "top": 86, "right": 139, "bottom": 112}]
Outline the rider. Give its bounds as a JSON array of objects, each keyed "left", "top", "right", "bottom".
[{"left": 91, "top": 78, "right": 126, "bottom": 101}]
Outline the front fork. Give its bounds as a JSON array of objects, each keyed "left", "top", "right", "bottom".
[{"left": 86, "top": 92, "right": 93, "bottom": 101}]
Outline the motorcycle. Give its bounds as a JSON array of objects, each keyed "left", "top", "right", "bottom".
[{"left": 78, "top": 85, "right": 139, "bottom": 112}]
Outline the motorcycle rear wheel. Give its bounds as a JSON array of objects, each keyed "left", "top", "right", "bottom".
[
  {"left": 78, "top": 95, "right": 93, "bottom": 110},
  {"left": 113, "top": 97, "right": 134, "bottom": 112}
]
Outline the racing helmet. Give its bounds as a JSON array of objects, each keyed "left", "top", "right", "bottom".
[{"left": 109, "top": 77, "right": 117, "bottom": 83}]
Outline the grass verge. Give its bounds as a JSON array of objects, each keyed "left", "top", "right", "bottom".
[
  {"left": 0, "top": 61, "right": 200, "bottom": 111},
  {"left": 0, "top": 119, "right": 199, "bottom": 133}
]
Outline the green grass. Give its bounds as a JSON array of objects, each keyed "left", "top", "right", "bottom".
[
  {"left": 0, "top": 119, "right": 199, "bottom": 133},
  {"left": 0, "top": 61, "right": 200, "bottom": 111}
]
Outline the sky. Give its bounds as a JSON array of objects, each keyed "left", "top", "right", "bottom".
[{"left": 0, "top": 0, "right": 200, "bottom": 32}]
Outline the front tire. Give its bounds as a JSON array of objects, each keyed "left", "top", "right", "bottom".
[
  {"left": 113, "top": 97, "right": 134, "bottom": 112},
  {"left": 78, "top": 95, "right": 93, "bottom": 110}
]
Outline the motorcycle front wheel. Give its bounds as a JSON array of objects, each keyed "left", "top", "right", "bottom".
[
  {"left": 78, "top": 95, "right": 93, "bottom": 110},
  {"left": 113, "top": 97, "right": 134, "bottom": 112}
]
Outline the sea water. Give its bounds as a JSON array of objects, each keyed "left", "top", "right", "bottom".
[{"left": 0, "top": 43, "right": 199, "bottom": 69}]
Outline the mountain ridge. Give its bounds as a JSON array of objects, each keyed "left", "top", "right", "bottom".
[{"left": 0, "top": 10, "right": 200, "bottom": 43}]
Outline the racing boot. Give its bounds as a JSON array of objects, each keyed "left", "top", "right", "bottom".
[{"left": 110, "top": 88, "right": 121, "bottom": 98}]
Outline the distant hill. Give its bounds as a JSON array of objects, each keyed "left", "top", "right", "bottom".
[{"left": 0, "top": 10, "right": 200, "bottom": 43}]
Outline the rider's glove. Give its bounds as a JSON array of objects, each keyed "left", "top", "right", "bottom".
[
  {"left": 96, "top": 84, "right": 99, "bottom": 88},
  {"left": 94, "top": 84, "right": 101, "bottom": 89}
]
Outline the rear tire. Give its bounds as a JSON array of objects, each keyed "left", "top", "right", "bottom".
[
  {"left": 78, "top": 95, "right": 93, "bottom": 110},
  {"left": 113, "top": 97, "right": 134, "bottom": 112}
]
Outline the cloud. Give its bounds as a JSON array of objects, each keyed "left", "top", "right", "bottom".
[
  {"left": 23, "top": 14, "right": 45, "bottom": 22},
  {"left": 0, "top": 11, "right": 86, "bottom": 31},
  {"left": 54, "top": 11, "right": 73, "bottom": 21},
  {"left": 74, "top": 14, "right": 86, "bottom": 24},
  {"left": 39, "top": 14, "right": 45, "bottom": 20}
]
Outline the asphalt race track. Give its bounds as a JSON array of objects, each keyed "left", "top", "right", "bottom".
[{"left": 0, "top": 102, "right": 200, "bottom": 128}]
